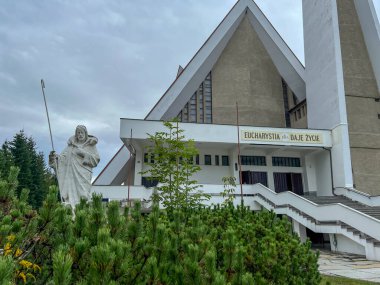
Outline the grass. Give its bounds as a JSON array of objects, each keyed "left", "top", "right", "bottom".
[{"left": 321, "top": 275, "right": 379, "bottom": 284}]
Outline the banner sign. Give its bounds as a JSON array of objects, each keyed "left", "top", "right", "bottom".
[{"left": 241, "top": 130, "right": 323, "bottom": 144}]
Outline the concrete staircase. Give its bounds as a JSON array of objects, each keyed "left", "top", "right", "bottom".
[
  {"left": 303, "top": 195, "right": 380, "bottom": 220},
  {"left": 301, "top": 195, "right": 380, "bottom": 250},
  {"left": 250, "top": 184, "right": 380, "bottom": 260}
]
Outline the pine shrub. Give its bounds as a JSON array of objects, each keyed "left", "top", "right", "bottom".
[{"left": 0, "top": 172, "right": 320, "bottom": 284}]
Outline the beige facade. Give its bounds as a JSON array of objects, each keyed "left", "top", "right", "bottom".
[
  {"left": 211, "top": 16, "right": 285, "bottom": 127},
  {"left": 178, "top": 16, "right": 307, "bottom": 130},
  {"left": 337, "top": 0, "right": 380, "bottom": 195},
  {"left": 174, "top": 1, "right": 379, "bottom": 194}
]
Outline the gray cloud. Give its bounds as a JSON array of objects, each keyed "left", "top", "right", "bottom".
[{"left": 1, "top": 0, "right": 377, "bottom": 178}]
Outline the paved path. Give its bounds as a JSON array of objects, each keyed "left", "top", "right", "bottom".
[{"left": 318, "top": 250, "right": 380, "bottom": 283}]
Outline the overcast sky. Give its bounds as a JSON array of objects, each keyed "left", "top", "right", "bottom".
[{"left": 1, "top": 0, "right": 379, "bottom": 179}]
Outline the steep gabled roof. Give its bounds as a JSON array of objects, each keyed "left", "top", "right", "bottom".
[
  {"left": 145, "top": 0, "right": 305, "bottom": 121},
  {"left": 95, "top": 0, "right": 306, "bottom": 184}
]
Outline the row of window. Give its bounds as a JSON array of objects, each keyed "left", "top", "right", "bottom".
[
  {"left": 203, "top": 155, "right": 229, "bottom": 166},
  {"left": 143, "top": 153, "right": 229, "bottom": 166},
  {"left": 144, "top": 154, "right": 301, "bottom": 167},
  {"left": 240, "top": 155, "right": 301, "bottom": 167},
  {"left": 240, "top": 155, "right": 266, "bottom": 166},
  {"left": 142, "top": 171, "right": 304, "bottom": 195},
  {"left": 272, "top": 156, "right": 301, "bottom": 167}
]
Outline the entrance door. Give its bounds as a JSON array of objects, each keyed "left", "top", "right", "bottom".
[
  {"left": 241, "top": 171, "right": 268, "bottom": 187},
  {"left": 273, "top": 172, "right": 303, "bottom": 195}
]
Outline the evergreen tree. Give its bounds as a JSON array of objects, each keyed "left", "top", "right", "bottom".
[
  {"left": 142, "top": 120, "right": 210, "bottom": 211},
  {"left": 0, "top": 141, "right": 13, "bottom": 179},
  {"left": 8, "top": 131, "right": 33, "bottom": 197},
  {"left": 2, "top": 130, "right": 53, "bottom": 208}
]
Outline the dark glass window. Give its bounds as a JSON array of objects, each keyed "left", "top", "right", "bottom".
[
  {"left": 141, "top": 177, "right": 159, "bottom": 188},
  {"left": 272, "top": 157, "right": 301, "bottom": 167},
  {"left": 215, "top": 155, "right": 219, "bottom": 166},
  {"left": 281, "top": 79, "right": 291, "bottom": 127},
  {"left": 240, "top": 156, "right": 266, "bottom": 166},
  {"left": 177, "top": 72, "right": 212, "bottom": 124},
  {"left": 222, "top": 155, "right": 229, "bottom": 166},
  {"left": 204, "top": 155, "right": 211, "bottom": 165},
  {"left": 195, "top": 154, "right": 199, "bottom": 165},
  {"left": 144, "top": 153, "right": 154, "bottom": 163}
]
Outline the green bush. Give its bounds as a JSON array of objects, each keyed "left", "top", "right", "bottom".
[{"left": 0, "top": 171, "right": 320, "bottom": 284}]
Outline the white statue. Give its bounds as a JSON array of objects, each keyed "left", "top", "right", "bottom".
[{"left": 49, "top": 125, "right": 100, "bottom": 208}]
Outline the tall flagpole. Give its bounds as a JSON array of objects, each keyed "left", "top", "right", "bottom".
[
  {"left": 127, "top": 129, "right": 132, "bottom": 206},
  {"left": 236, "top": 102, "right": 243, "bottom": 205}
]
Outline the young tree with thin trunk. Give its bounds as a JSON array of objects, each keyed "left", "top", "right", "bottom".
[{"left": 142, "top": 120, "right": 210, "bottom": 212}]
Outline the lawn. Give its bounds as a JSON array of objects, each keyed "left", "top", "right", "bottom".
[{"left": 321, "top": 275, "right": 379, "bottom": 284}]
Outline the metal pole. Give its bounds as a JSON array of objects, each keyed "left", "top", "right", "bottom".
[
  {"left": 236, "top": 102, "right": 243, "bottom": 204},
  {"left": 127, "top": 129, "right": 132, "bottom": 206},
  {"left": 40, "top": 79, "right": 62, "bottom": 203},
  {"left": 40, "top": 79, "right": 55, "bottom": 152}
]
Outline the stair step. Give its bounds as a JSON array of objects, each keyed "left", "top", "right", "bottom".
[{"left": 303, "top": 195, "right": 380, "bottom": 221}]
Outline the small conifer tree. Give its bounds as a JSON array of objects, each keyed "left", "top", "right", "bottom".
[{"left": 142, "top": 120, "right": 210, "bottom": 211}]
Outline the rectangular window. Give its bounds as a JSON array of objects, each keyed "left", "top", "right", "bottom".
[
  {"left": 141, "top": 177, "right": 159, "bottom": 188},
  {"left": 204, "top": 155, "right": 211, "bottom": 165},
  {"left": 240, "top": 156, "right": 266, "bottom": 166},
  {"left": 272, "top": 157, "right": 301, "bottom": 167},
  {"left": 189, "top": 94, "right": 197, "bottom": 122},
  {"left": 144, "top": 153, "right": 155, "bottom": 163},
  {"left": 195, "top": 154, "right": 199, "bottom": 165},
  {"left": 222, "top": 155, "right": 229, "bottom": 166},
  {"left": 215, "top": 155, "right": 219, "bottom": 166}
]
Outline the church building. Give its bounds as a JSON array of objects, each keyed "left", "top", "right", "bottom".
[{"left": 92, "top": 0, "right": 380, "bottom": 260}]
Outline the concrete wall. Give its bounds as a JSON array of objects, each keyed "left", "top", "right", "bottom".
[
  {"left": 140, "top": 147, "right": 233, "bottom": 185},
  {"left": 337, "top": 0, "right": 380, "bottom": 195},
  {"left": 139, "top": 144, "right": 321, "bottom": 194},
  {"left": 302, "top": 0, "right": 353, "bottom": 190},
  {"left": 330, "top": 234, "right": 365, "bottom": 256},
  {"left": 315, "top": 151, "right": 333, "bottom": 196},
  {"left": 212, "top": 16, "right": 285, "bottom": 127},
  {"left": 303, "top": 150, "right": 333, "bottom": 196},
  {"left": 354, "top": 0, "right": 380, "bottom": 92}
]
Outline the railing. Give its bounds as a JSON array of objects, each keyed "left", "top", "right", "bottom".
[
  {"left": 334, "top": 187, "right": 380, "bottom": 207},
  {"left": 92, "top": 184, "right": 259, "bottom": 207},
  {"left": 92, "top": 183, "right": 380, "bottom": 240},
  {"left": 252, "top": 184, "right": 380, "bottom": 241},
  {"left": 92, "top": 185, "right": 153, "bottom": 201}
]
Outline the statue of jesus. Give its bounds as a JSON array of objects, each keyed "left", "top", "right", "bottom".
[{"left": 49, "top": 125, "right": 100, "bottom": 209}]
